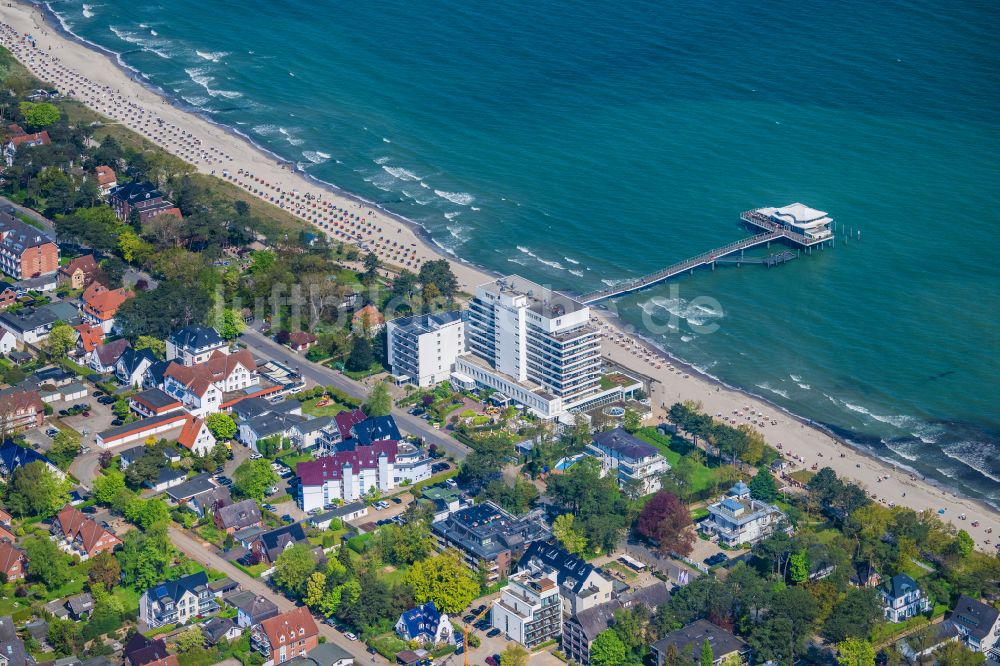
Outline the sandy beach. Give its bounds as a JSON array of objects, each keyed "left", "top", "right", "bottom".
[{"left": 2, "top": 1, "right": 996, "bottom": 550}]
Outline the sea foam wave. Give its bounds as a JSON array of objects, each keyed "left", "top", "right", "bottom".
[
  {"left": 434, "top": 190, "right": 474, "bottom": 206},
  {"left": 382, "top": 166, "right": 421, "bottom": 181},
  {"left": 196, "top": 50, "right": 229, "bottom": 62}
]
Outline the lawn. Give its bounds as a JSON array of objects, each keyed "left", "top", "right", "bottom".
[
  {"left": 601, "top": 561, "right": 638, "bottom": 580},
  {"left": 342, "top": 362, "right": 386, "bottom": 380},
  {"left": 635, "top": 427, "right": 723, "bottom": 495},
  {"left": 788, "top": 469, "right": 816, "bottom": 485},
  {"left": 233, "top": 561, "right": 270, "bottom": 577},
  {"left": 300, "top": 396, "right": 349, "bottom": 418},
  {"left": 278, "top": 450, "right": 316, "bottom": 468},
  {"left": 368, "top": 632, "right": 410, "bottom": 660}
]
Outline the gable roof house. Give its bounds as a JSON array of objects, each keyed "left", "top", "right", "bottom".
[
  {"left": 123, "top": 634, "right": 169, "bottom": 666},
  {"left": 52, "top": 504, "right": 122, "bottom": 560},
  {"left": 250, "top": 606, "right": 319, "bottom": 666},
  {"left": 214, "top": 499, "right": 263, "bottom": 535},
  {"left": 880, "top": 574, "right": 931, "bottom": 623},
  {"left": 287, "top": 643, "right": 353, "bottom": 666},
  {"left": 224, "top": 590, "right": 280, "bottom": 628},
  {"left": 163, "top": 349, "right": 258, "bottom": 416},
  {"left": 0, "top": 614, "right": 29, "bottom": 666},
  {"left": 0, "top": 301, "right": 79, "bottom": 345},
  {"left": 108, "top": 181, "right": 182, "bottom": 225},
  {"left": 0, "top": 388, "right": 45, "bottom": 433},
  {"left": 286, "top": 331, "right": 317, "bottom": 352},
  {"left": 949, "top": 594, "right": 1000, "bottom": 656},
  {"left": 395, "top": 602, "right": 452, "bottom": 645},
  {"left": 81, "top": 281, "right": 133, "bottom": 334},
  {"left": 94, "top": 165, "right": 117, "bottom": 194},
  {"left": 244, "top": 523, "right": 309, "bottom": 564},
  {"left": 166, "top": 325, "right": 228, "bottom": 366},
  {"left": 58, "top": 254, "right": 99, "bottom": 290},
  {"left": 89, "top": 337, "right": 131, "bottom": 373},
  {"left": 138, "top": 571, "right": 219, "bottom": 628},
  {"left": 0, "top": 440, "right": 63, "bottom": 479},
  {"left": 651, "top": 620, "right": 750, "bottom": 666},
  {"left": 114, "top": 347, "right": 157, "bottom": 388},
  {"left": 4, "top": 123, "right": 51, "bottom": 167},
  {"left": 73, "top": 322, "right": 105, "bottom": 357},
  {"left": 203, "top": 616, "right": 242, "bottom": 646},
  {"left": 518, "top": 541, "right": 613, "bottom": 616},
  {"left": 176, "top": 415, "right": 217, "bottom": 456},
  {"left": 352, "top": 304, "right": 385, "bottom": 335},
  {"left": 0, "top": 542, "right": 26, "bottom": 581}
]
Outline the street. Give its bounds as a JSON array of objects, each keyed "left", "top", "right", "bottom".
[
  {"left": 240, "top": 328, "right": 469, "bottom": 460},
  {"left": 168, "top": 527, "right": 386, "bottom": 664}
]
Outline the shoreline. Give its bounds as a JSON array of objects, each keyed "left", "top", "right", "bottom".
[{"left": 4, "top": 0, "right": 997, "bottom": 549}]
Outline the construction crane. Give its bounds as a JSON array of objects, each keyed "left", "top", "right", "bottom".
[{"left": 463, "top": 602, "right": 493, "bottom": 666}]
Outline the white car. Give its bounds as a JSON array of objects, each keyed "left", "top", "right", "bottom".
[
  {"left": 345, "top": 632, "right": 358, "bottom": 642},
  {"left": 250, "top": 452, "right": 263, "bottom": 460}
]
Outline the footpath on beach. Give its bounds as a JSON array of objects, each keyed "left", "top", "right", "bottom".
[{"left": 1, "top": 1, "right": 997, "bottom": 551}]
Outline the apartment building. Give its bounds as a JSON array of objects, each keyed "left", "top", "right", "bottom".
[
  {"left": 386, "top": 311, "right": 465, "bottom": 387},
  {"left": 491, "top": 567, "right": 562, "bottom": 648},
  {"left": 166, "top": 325, "right": 229, "bottom": 366},
  {"left": 455, "top": 276, "right": 606, "bottom": 419},
  {"left": 0, "top": 213, "right": 58, "bottom": 280},
  {"left": 138, "top": 572, "right": 219, "bottom": 628},
  {"left": 587, "top": 428, "right": 669, "bottom": 496},
  {"left": 251, "top": 607, "right": 319, "bottom": 666},
  {"left": 431, "top": 502, "right": 550, "bottom": 584},
  {"left": 517, "top": 542, "right": 613, "bottom": 616}
]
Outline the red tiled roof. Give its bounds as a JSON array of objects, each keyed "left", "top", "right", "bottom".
[
  {"left": 74, "top": 323, "right": 104, "bottom": 353},
  {"left": 95, "top": 165, "right": 117, "bottom": 186},
  {"left": 176, "top": 415, "right": 207, "bottom": 450},
  {"left": 54, "top": 504, "right": 121, "bottom": 556},
  {"left": 8, "top": 130, "right": 51, "bottom": 147},
  {"left": 82, "top": 282, "right": 132, "bottom": 320},
  {"left": 296, "top": 440, "right": 398, "bottom": 485},
  {"left": 287, "top": 331, "right": 317, "bottom": 346},
  {"left": 165, "top": 349, "right": 255, "bottom": 397},
  {"left": 0, "top": 542, "right": 24, "bottom": 576},
  {"left": 259, "top": 607, "right": 318, "bottom": 647},
  {"left": 60, "top": 254, "right": 98, "bottom": 278},
  {"left": 0, "top": 389, "right": 43, "bottom": 418},
  {"left": 352, "top": 304, "right": 384, "bottom": 325}
]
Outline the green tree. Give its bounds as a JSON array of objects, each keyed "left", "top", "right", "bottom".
[
  {"left": 590, "top": 629, "right": 628, "bottom": 666},
  {"left": 233, "top": 459, "right": 279, "bottom": 501},
  {"left": 501, "top": 644, "right": 530, "bottom": 666},
  {"left": 362, "top": 251, "right": 379, "bottom": 282},
  {"left": 837, "top": 638, "right": 876, "bottom": 666},
  {"left": 789, "top": 550, "right": 809, "bottom": 583},
  {"left": 134, "top": 335, "right": 166, "bottom": 358},
  {"left": 304, "top": 571, "right": 327, "bottom": 609},
  {"left": 46, "top": 321, "right": 77, "bottom": 357},
  {"left": 217, "top": 307, "right": 245, "bottom": 340},
  {"left": 19, "top": 101, "right": 60, "bottom": 129},
  {"left": 124, "top": 497, "right": 171, "bottom": 530},
  {"left": 88, "top": 551, "right": 121, "bottom": 590},
  {"left": 952, "top": 530, "right": 974, "bottom": 559},
  {"left": 47, "top": 430, "right": 81, "bottom": 470},
  {"left": 23, "top": 535, "right": 70, "bottom": 587},
  {"left": 173, "top": 627, "right": 205, "bottom": 653},
  {"left": 933, "top": 640, "right": 986, "bottom": 666},
  {"left": 748, "top": 470, "right": 779, "bottom": 503},
  {"left": 205, "top": 412, "right": 237, "bottom": 441},
  {"left": 552, "top": 513, "right": 588, "bottom": 555},
  {"left": 363, "top": 381, "right": 392, "bottom": 417},
  {"left": 47, "top": 618, "right": 83, "bottom": 656},
  {"left": 404, "top": 550, "right": 479, "bottom": 614},
  {"left": 117, "top": 525, "right": 174, "bottom": 590},
  {"left": 822, "top": 589, "right": 883, "bottom": 643},
  {"left": 272, "top": 544, "right": 317, "bottom": 597},
  {"left": 346, "top": 335, "right": 374, "bottom": 371},
  {"left": 5, "top": 460, "right": 69, "bottom": 517},
  {"left": 622, "top": 409, "right": 642, "bottom": 433},
  {"left": 700, "top": 638, "right": 714, "bottom": 666}
]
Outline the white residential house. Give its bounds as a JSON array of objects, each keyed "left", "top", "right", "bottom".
[
  {"left": 881, "top": 574, "right": 931, "bottom": 623},
  {"left": 386, "top": 311, "right": 465, "bottom": 387},
  {"left": 0, "top": 328, "right": 15, "bottom": 354},
  {"left": 296, "top": 440, "right": 430, "bottom": 512},
  {"left": 114, "top": 348, "right": 157, "bottom": 388},
  {"left": 395, "top": 602, "right": 452, "bottom": 645},
  {"left": 166, "top": 325, "right": 229, "bottom": 366},
  {"left": 950, "top": 594, "right": 1000, "bottom": 657},
  {"left": 177, "top": 415, "right": 218, "bottom": 456},
  {"left": 700, "top": 481, "right": 788, "bottom": 547},
  {"left": 162, "top": 349, "right": 257, "bottom": 416},
  {"left": 138, "top": 572, "right": 219, "bottom": 628},
  {"left": 492, "top": 567, "right": 562, "bottom": 648},
  {"left": 587, "top": 428, "right": 669, "bottom": 496}
]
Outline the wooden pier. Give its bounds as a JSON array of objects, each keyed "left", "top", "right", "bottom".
[{"left": 578, "top": 208, "right": 835, "bottom": 304}]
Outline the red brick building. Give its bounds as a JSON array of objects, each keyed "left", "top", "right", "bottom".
[
  {"left": 108, "top": 181, "right": 182, "bottom": 225},
  {"left": 0, "top": 212, "right": 59, "bottom": 280},
  {"left": 0, "top": 387, "right": 44, "bottom": 432},
  {"left": 52, "top": 505, "right": 123, "bottom": 560},
  {"left": 251, "top": 607, "right": 319, "bottom": 665},
  {"left": 0, "top": 542, "right": 26, "bottom": 581}
]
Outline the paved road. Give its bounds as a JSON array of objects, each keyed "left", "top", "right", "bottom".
[
  {"left": 0, "top": 194, "right": 55, "bottom": 234},
  {"left": 169, "top": 527, "right": 386, "bottom": 664},
  {"left": 241, "top": 328, "right": 469, "bottom": 460}
]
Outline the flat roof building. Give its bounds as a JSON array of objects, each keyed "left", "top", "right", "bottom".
[{"left": 387, "top": 311, "right": 465, "bottom": 387}]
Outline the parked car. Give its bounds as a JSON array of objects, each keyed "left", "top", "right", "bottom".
[
  {"left": 266, "top": 485, "right": 279, "bottom": 495},
  {"left": 250, "top": 452, "right": 263, "bottom": 460},
  {"left": 391, "top": 497, "right": 402, "bottom": 504},
  {"left": 704, "top": 553, "right": 728, "bottom": 567},
  {"left": 98, "top": 396, "right": 115, "bottom": 405},
  {"left": 486, "top": 650, "right": 500, "bottom": 662},
  {"left": 110, "top": 418, "right": 124, "bottom": 426},
  {"left": 280, "top": 514, "right": 294, "bottom": 523},
  {"left": 345, "top": 632, "right": 358, "bottom": 642},
  {"left": 262, "top": 503, "right": 275, "bottom": 512},
  {"left": 45, "top": 428, "right": 59, "bottom": 437},
  {"left": 81, "top": 505, "right": 97, "bottom": 514}
]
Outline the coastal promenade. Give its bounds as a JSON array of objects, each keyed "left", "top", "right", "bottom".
[{"left": 0, "top": 1, "right": 995, "bottom": 549}]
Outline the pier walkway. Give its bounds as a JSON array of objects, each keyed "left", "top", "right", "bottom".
[{"left": 578, "top": 209, "right": 834, "bottom": 304}]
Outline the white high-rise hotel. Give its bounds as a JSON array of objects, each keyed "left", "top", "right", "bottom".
[{"left": 454, "top": 276, "right": 604, "bottom": 419}]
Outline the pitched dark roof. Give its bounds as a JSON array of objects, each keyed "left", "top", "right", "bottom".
[
  {"left": 164, "top": 473, "right": 217, "bottom": 501},
  {"left": 288, "top": 643, "right": 353, "bottom": 666},
  {"left": 94, "top": 338, "right": 131, "bottom": 367},
  {"left": 0, "top": 441, "right": 56, "bottom": 477},
  {"left": 0, "top": 212, "right": 54, "bottom": 253},
  {"left": 108, "top": 181, "right": 164, "bottom": 205},
  {"left": 168, "top": 325, "right": 223, "bottom": 351},
  {"left": 951, "top": 594, "right": 1000, "bottom": 640},
  {"left": 0, "top": 614, "right": 28, "bottom": 666},
  {"left": 258, "top": 523, "right": 308, "bottom": 560},
  {"left": 215, "top": 499, "right": 262, "bottom": 530},
  {"left": 883, "top": 574, "right": 921, "bottom": 600},
  {"left": 116, "top": 348, "right": 157, "bottom": 376},
  {"left": 202, "top": 616, "right": 236, "bottom": 645},
  {"left": 123, "top": 634, "right": 168, "bottom": 666},
  {"left": 519, "top": 541, "right": 601, "bottom": 595},
  {"left": 651, "top": 620, "right": 748, "bottom": 663},
  {"left": 145, "top": 572, "right": 209, "bottom": 606},
  {"left": 224, "top": 590, "right": 279, "bottom": 623},
  {"left": 592, "top": 428, "right": 658, "bottom": 460},
  {"left": 352, "top": 415, "right": 401, "bottom": 445}
]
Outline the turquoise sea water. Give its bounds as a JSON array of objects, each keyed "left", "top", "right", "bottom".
[{"left": 42, "top": 0, "right": 1000, "bottom": 504}]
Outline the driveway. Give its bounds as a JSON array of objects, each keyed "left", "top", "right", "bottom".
[
  {"left": 239, "top": 329, "right": 469, "bottom": 461},
  {"left": 168, "top": 527, "right": 388, "bottom": 664}
]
